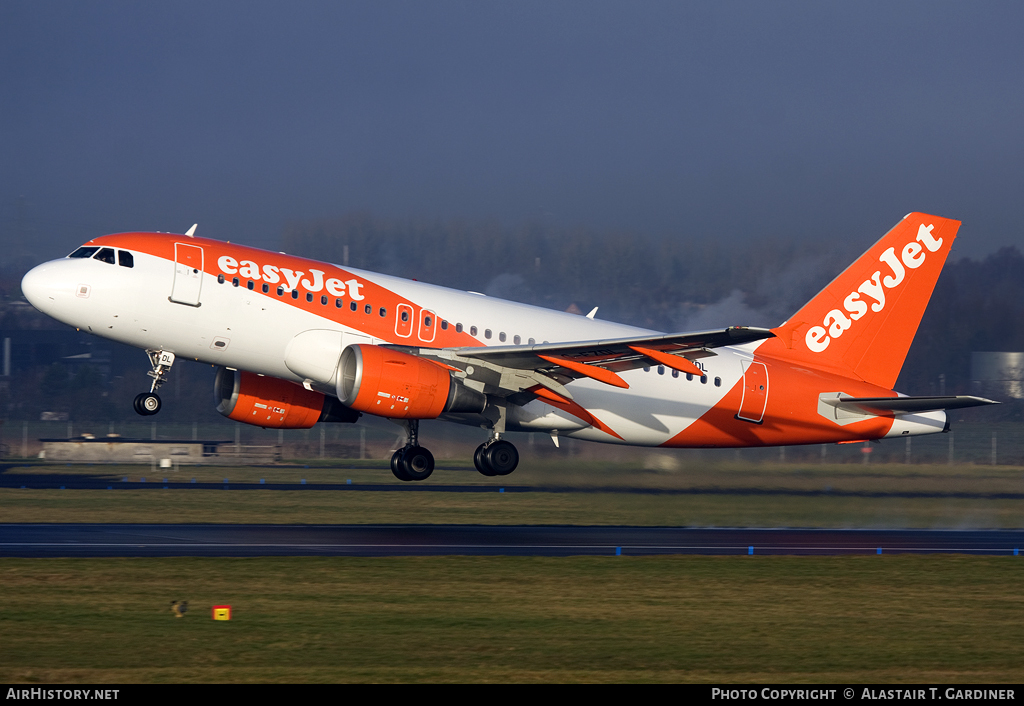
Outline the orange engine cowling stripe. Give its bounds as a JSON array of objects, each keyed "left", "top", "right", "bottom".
[{"left": 537, "top": 354, "right": 629, "bottom": 389}]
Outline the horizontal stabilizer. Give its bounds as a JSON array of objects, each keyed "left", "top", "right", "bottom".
[{"left": 826, "top": 395, "right": 998, "bottom": 415}]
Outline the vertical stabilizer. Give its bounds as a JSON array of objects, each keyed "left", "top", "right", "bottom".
[{"left": 761, "top": 212, "right": 960, "bottom": 389}]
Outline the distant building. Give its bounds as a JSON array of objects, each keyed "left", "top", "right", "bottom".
[{"left": 971, "top": 352, "right": 1024, "bottom": 399}]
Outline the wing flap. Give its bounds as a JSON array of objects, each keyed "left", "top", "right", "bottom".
[{"left": 388, "top": 326, "right": 773, "bottom": 397}]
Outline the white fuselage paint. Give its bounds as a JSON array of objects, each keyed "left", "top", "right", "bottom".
[{"left": 23, "top": 249, "right": 746, "bottom": 446}]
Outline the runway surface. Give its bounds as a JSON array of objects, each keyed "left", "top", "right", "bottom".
[
  {"left": 3, "top": 471, "right": 1023, "bottom": 499},
  {"left": 1, "top": 524, "right": 1021, "bottom": 557}
]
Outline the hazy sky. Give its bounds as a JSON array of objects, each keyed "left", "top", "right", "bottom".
[{"left": 2, "top": 1, "right": 1023, "bottom": 261}]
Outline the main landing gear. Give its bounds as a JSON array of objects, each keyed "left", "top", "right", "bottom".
[
  {"left": 390, "top": 420, "right": 436, "bottom": 482},
  {"left": 473, "top": 437, "right": 519, "bottom": 477},
  {"left": 134, "top": 350, "right": 175, "bottom": 417},
  {"left": 388, "top": 422, "right": 521, "bottom": 481}
]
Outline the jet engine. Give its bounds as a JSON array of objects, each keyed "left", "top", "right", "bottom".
[
  {"left": 215, "top": 368, "right": 359, "bottom": 429},
  {"left": 337, "top": 344, "right": 486, "bottom": 419}
]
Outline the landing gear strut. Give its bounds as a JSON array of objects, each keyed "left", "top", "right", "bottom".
[
  {"left": 474, "top": 437, "right": 519, "bottom": 477},
  {"left": 134, "top": 350, "right": 174, "bottom": 417},
  {"left": 390, "top": 419, "right": 435, "bottom": 482}
]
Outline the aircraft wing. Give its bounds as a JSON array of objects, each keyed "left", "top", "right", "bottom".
[
  {"left": 825, "top": 395, "right": 998, "bottom": 415},
  {"left": 388, "top": 326, "right": 774, "bottom": 401}
]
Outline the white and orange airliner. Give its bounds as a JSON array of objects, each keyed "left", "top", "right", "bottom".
[{"left": 21, "top": 213, "right": 994, "bottom": 480}]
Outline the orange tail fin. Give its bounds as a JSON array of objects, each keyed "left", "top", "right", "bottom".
[{"left": 762, "top": 212, "right": 960, "bottom": 389}]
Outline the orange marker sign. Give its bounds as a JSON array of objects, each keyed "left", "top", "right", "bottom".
[{"left": 212, "top": 605, "right": 232, "bottom": 621}]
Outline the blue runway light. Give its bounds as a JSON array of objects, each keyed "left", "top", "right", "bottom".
[
  {"left": 260, "top": 479, "right": 265, "bottom": 484},
  {"left": 877, "top": 547, "right": 882, "bottom": 555},
  {"left": 347, "top": 479, "right": 352, "bottom": 484},
  {"left": 301, "top": 479, "right": 306, "bottom": 485},
  {"left": 615, "top": 547, "right": 622, "bottom": 556},
  {"left": 748, "top": 546, "right": 754, "bottom": 555},
  {"left": 499, "top": 488, "right": 504, "bottom": 493},
  {"left": 1015, "top": 548, "right": 1019, "bottom": 556},
  {"left": 107, "top": 486, "right": 112, "bottom": 490},
  {"left": 191, "top": 478, "right": 195, "bottom": 483}
]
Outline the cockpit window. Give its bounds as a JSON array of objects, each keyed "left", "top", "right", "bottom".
[
  {"left": 117, "top": 250, "right": 134, "bottom": 268},
  {"left": 94, "top": 248, "right": 116, "bottom": 265},
  {"left": 68, "top": 246, "right": 99, "bottom": 259}
]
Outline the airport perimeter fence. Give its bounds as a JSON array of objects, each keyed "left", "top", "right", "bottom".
[{"left": 0, "top": 418, "right": 1022, "bottom": 467}]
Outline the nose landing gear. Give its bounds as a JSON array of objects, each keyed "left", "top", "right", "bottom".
[
  {"left": 134, "top": 350, "right": 175, "bottom": 417},
  {"left": 390, "top": 419, "right": 436, "bottom": 481}
]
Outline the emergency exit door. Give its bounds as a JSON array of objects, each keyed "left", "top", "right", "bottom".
[{"left": 736, "top": 360, "right": 769, "bottom": 424}]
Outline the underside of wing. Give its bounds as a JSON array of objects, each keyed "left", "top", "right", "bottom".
[{"left": 387, "top": 327, "right": 774, "bottom": 402}]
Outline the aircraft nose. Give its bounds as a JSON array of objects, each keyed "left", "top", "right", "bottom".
[{"left": 21, "top": 262, "right": 61, "bottom": 313}]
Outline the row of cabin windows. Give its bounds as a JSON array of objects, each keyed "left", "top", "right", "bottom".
[
  {"left": 219, "top": 274, "right": 392, "bottom": 317},
  {"left": 642, "top": 365, "right": 721, "bottom": 387},
  {"left": 212, "top": 277, "right": 712, "bottom": 379},
  {"left": 68, "top": 246, "right": 134, "bottom": 268},
  {"left": 217, "top": 274, "right": 544, "bottom": 344}
]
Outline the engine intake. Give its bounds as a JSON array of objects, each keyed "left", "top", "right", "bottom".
[
  {"left": 215, "top": 368, "right": 359, "bottom": 428},
  {"left": 338, "top": 344, "right": 485, "bottom": 419}
]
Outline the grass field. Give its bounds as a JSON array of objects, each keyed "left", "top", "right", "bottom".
[
  {"left": 1, "top": 555, "right": 1021, "bottom": 683},
  {"left": 3, "top": 460, "right": 1023, "bottom": 527},
  {"left": 3, "top": 459, "right": 1022, "bottom": 683}
]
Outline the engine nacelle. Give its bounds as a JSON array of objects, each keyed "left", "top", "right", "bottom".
[
  {"left": 215, "top": 368, "right": 359, "bottom": 428},
  {"left": 338, "top": 344, "right": 486, "bottom": 419}
]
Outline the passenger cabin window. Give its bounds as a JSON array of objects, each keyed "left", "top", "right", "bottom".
[
  {"left": 456, "top": 323, "right": 463, "bottom": 333},
  {"left": 117, "top": 250, "right": 134, "bottom": 268},
  {"left": 470, "top": 326, "right": 477, "bottom": 336},
  {"left": 379, "top": 307, "right": 387, "bottom": 317},
  {"left": 364, "top": 304, "right": 372, "bottom": 314},
  {"left": 218, "top": 274, "right": 225, "bottom": 284},
  {"left": 69, "top": 246, "right": 99, "bottom": 259},
  {"left": 262, "top": 283, "right": 269, "bottom": 293},
  {"left": 513, "top": 335, "right": 520, "bottom": 345},
  {"left": 484, "top": 329, "right": 492, "bottom": 339},
  {"left": 350, "top": 301, "right": 357, "bottom": 312},
  {"left": 499, "top": 332, "right": 506, "bottom": 342},
  {"left": 247, "top": 281, "right": 254, "bottom": 290},
  {"left": 94, "top": 248, "right": 116, "bottom": 265}
]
